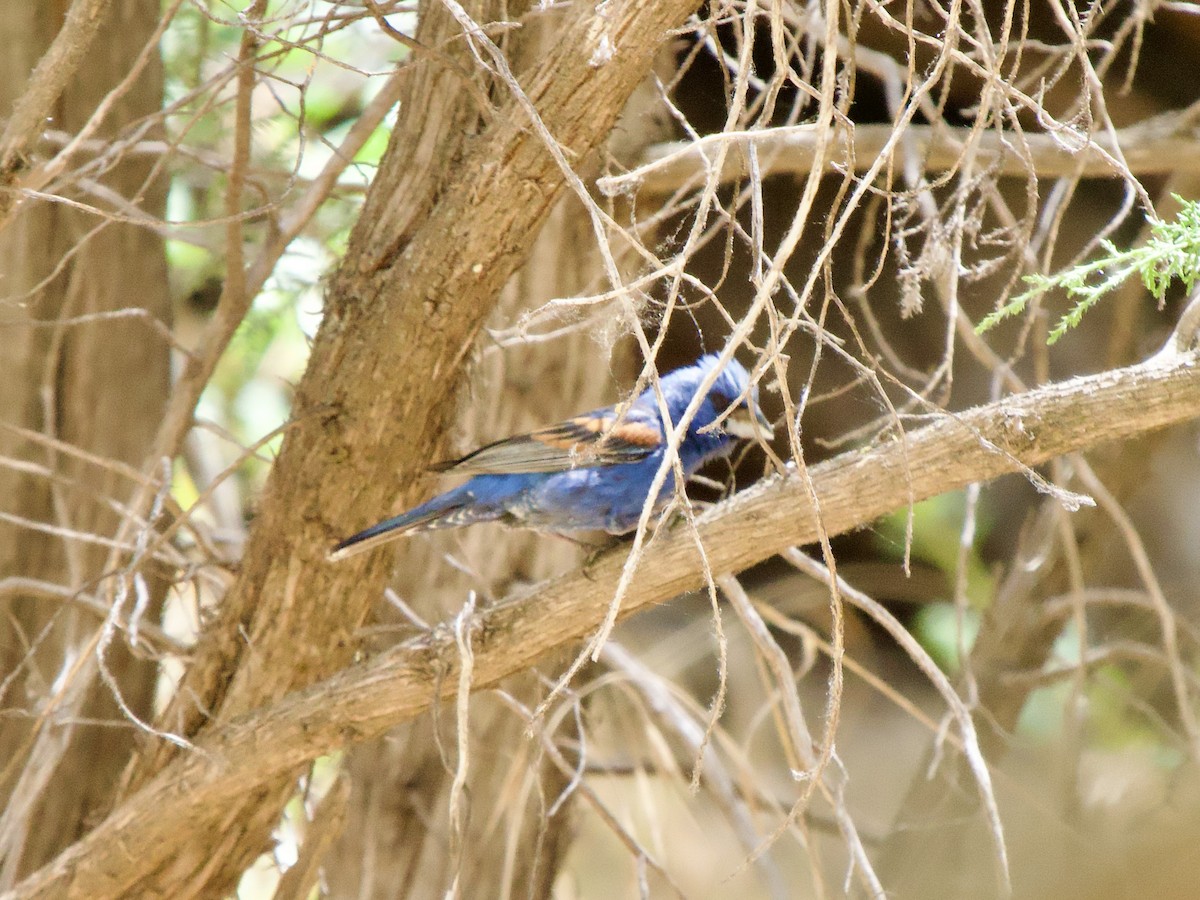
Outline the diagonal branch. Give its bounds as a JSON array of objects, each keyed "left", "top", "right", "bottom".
[
  {"left": 14, "top": 336, "right": 1200, "bottom": 898},
  {"left": 0, "top": 0, "right": 115, "bottom": 218}
]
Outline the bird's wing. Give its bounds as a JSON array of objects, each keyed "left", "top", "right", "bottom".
[{"left": 431, "top": 407, "right": 662, "bottom": 475}]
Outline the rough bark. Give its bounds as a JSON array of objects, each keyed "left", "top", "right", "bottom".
[
  {"left": 98, "top": 0, "right": 702, "bottom": 893},
  {"left": 0, "top": 0, "right": 169, "bottom": 884}
]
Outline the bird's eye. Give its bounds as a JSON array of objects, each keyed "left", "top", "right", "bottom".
[{"left": 709, "top": 389, "right": 731, "bottom": 409}]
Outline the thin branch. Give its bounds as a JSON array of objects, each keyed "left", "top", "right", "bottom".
[{"left": 0, "top": 0, "right": 115, "bottom": 216}]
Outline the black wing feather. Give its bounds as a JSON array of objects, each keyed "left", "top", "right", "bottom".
[{"left": 431, "top": 412, "right": 662, "bottom": 475}]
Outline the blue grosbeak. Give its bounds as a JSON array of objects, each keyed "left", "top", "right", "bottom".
[{"left": 328, "top": 354, "right": 770, "bottom": 561}]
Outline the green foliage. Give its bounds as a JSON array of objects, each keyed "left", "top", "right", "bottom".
[
  {"left": 978, "top": 195, "right": 1200, "bottom": 343},
  {"left": 878, "top": 493, "right": 996, "bottom": 609},
  {"left": 1016, "top": 632, "right": 1186, "bottom": 756},
  {"left": 911, "top": 602, "right": 980, "bottom": 675},
  {"left": 876, "top": 493, "right": 996, "bottom": 672}
]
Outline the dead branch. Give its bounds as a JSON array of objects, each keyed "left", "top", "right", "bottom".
[{"left": 598, "top": 113, "right": 1200, "bottom": 198}]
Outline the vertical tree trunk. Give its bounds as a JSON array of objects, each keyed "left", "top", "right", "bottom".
[
  {"left": 321, "top": 19, "right": 676, "bottom": 890},
  {"left": 324, "top": 198, "right": 630, "bottom": 899},
  {"left": 0, "top": 0, "right": 170, "bottom": 884}
]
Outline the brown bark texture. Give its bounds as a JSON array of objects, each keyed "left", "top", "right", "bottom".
[
  {"left": 322, "top": 15, "right": 675, "bottom": 894},
  {"left": 0, "top": 0, "right": 170, "bottom": 884},
  {"left": 62, "top": 0, "right": 703, "bottom": 894}
]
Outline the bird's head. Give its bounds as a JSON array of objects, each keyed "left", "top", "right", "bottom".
[{"left": 690, "top": 353, "right": 773, "bottom": 441}]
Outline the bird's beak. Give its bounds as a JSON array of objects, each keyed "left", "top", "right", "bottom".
[{"left": 725, "top": 405, "right": 773, "bottom": 439}]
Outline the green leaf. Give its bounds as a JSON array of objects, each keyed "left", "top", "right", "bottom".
[{"left": 977, "top": 196, "right": 1200, "bottom": 342}]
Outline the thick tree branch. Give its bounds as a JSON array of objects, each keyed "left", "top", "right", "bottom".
[
  {"left": 598, "top": 114, "right": 1200, "bottom": 197},
  {"left": 14, "top": 338, "right": 1200, "bottom": 898},
  {"left": 101, "top": 0, "right": 704, "bottom": 892}
]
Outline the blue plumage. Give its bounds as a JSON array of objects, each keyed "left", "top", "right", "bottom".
[{"left": 328, "top": 354, "right": 770, "bottom": 561}]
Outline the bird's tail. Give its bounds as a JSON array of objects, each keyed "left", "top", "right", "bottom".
[{"left": 327, "top": 492, "right": 467, "bottom": 562}]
